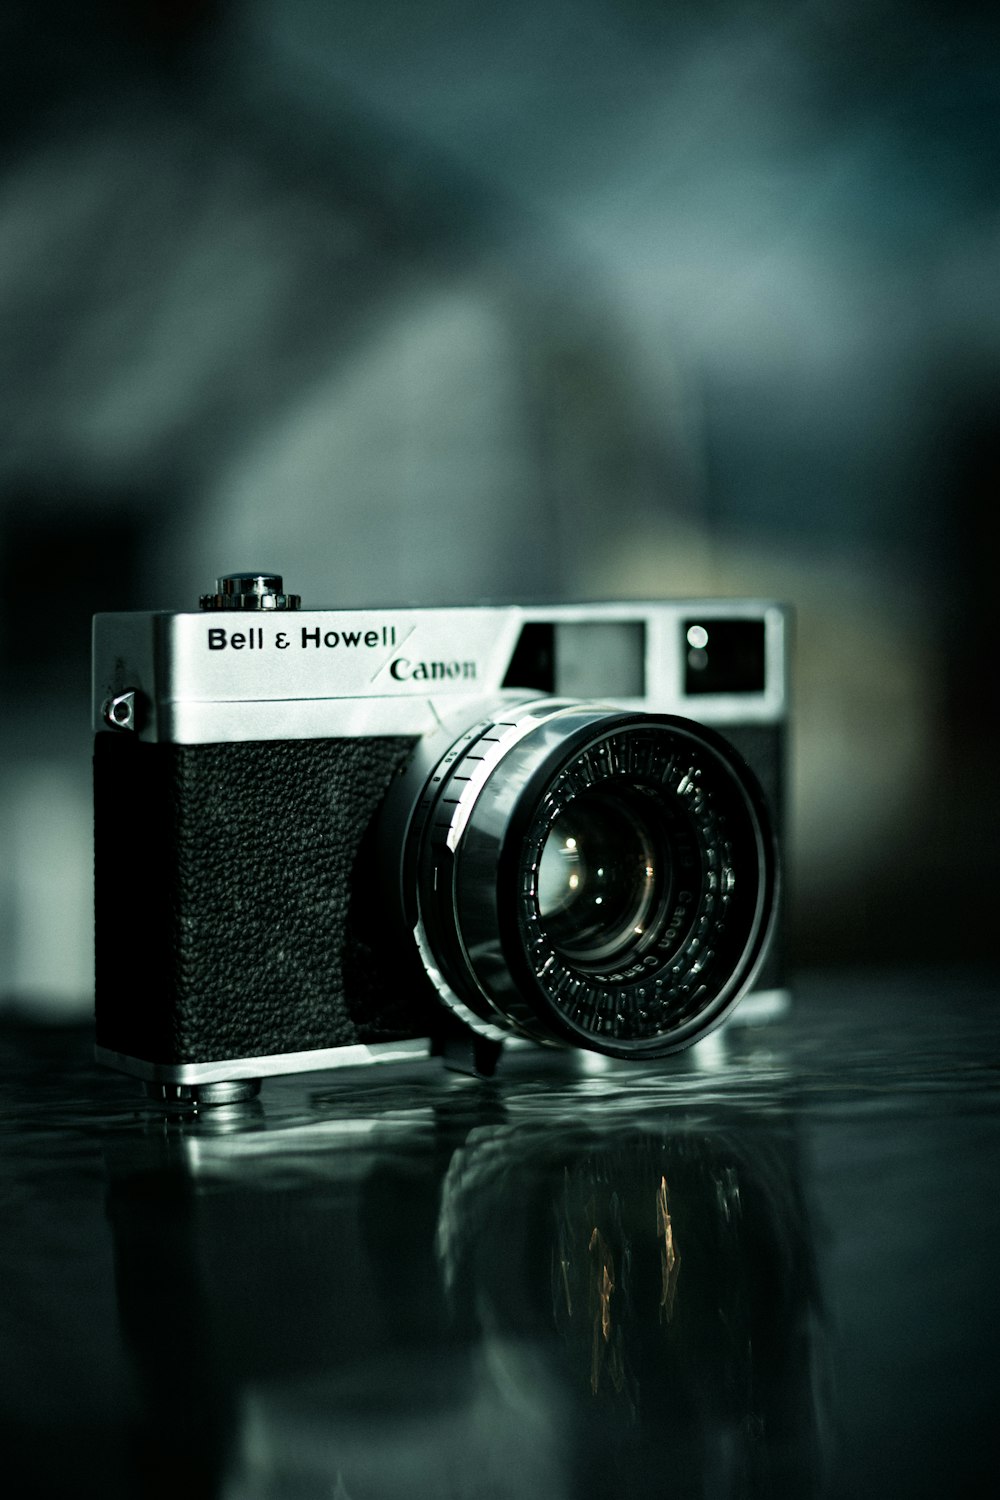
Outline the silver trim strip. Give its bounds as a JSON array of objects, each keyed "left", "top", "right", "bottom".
[{"left": 95, "top": 1038, "right": 433, "bottom": 1084}]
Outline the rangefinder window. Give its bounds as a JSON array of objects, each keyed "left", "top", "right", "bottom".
[{"left": 684, "top": 619, "right": 766, "bottom": 695}]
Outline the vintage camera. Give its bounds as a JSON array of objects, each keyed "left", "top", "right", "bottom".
[{"left": 93, "top": 574, "right": 788, "bottom": 1101}]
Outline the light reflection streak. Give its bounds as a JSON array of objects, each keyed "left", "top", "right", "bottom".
[
  {"left": 587, "top": 1225, "right": 625, "bottom": 1395},
  {"left": 656, "top": 1175, "right": 681, "bottom": 1322},
  {"left": 559, "top": 1257, "right": 573, "bottom": 1316}
]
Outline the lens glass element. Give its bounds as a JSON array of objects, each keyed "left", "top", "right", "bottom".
[{"left": 536, "top": 788, "right": 667, "bottom": 970}]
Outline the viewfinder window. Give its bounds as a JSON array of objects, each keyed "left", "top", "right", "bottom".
[{"left": 503, "top": 622, "right": 646, "bottom": 698}]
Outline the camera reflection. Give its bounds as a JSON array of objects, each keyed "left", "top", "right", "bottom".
[{"left": 104, "top": 1058, "right": 829, "bottom": 1499}]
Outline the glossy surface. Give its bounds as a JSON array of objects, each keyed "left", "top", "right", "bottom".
[{"left": 1, "top": 971, "right": 997, "bottom": 1498}]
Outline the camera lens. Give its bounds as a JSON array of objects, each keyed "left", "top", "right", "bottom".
[
  {"left": 407, "top": 703, "right": 778, "bottom": 1059},
  {"left": 536, "top": 788, "right": 667, "bottom": 970}
]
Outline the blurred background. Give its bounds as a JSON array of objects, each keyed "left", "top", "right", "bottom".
[{"left": 2, "top": 0, "right": 998, "bottom": 1016}]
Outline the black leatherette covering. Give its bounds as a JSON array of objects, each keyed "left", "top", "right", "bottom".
[{"left": 94, "top": 735, "right": 425, "bottom": 1065}]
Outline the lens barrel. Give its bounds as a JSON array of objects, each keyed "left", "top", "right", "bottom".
[{"left": 405, "top": 702, "right": 778, "bottom": 1059}]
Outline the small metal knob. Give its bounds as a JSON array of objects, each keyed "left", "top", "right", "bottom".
[{"left": 199, "top": 573, "right": 301, "bottom": 611}]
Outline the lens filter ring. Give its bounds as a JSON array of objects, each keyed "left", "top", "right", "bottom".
[{"left": 412, "top": 704, "right": 778, "bottom": 1058}]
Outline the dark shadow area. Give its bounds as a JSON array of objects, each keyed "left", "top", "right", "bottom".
[{"left": 2, "top": 969, "right": 998, "bottom": 1496}]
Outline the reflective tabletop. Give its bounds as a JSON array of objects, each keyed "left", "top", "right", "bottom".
[{"left": 1, "top": 970, "right": 997, "bottom": 1499}]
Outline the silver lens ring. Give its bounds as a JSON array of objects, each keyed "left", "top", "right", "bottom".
[{"left": 409, "top": 702, "right": 779, "bottom": 1058}]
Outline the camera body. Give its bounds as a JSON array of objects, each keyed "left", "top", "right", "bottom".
[{"left": 93, "top": 577, "right": 789, "bottom": 1096}]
